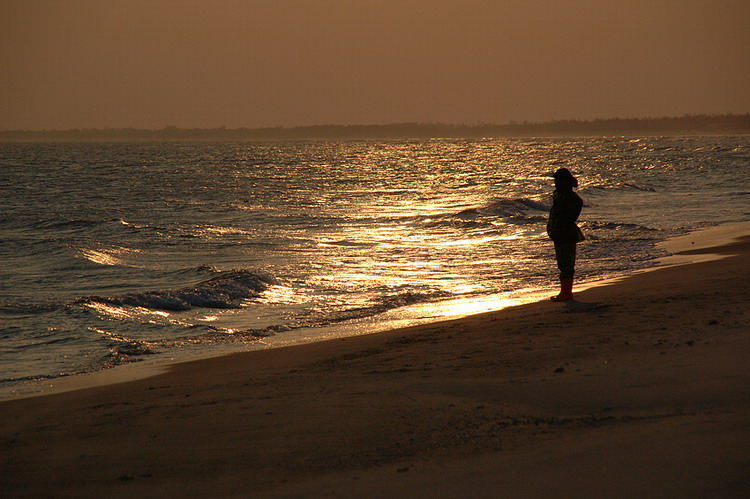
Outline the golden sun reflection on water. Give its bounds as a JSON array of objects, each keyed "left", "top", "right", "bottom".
[
  {"left": 412, "top": 292, "right": 541, "bottom": 318},
  {"left": 431, "top": 235, "right": 517, "bottom": 247},
  {"left": 367, "top": 199, "right": 477, "bottom": 219},
  {"left": 80, "top": 246, "right": 140, "bottom": 266}
]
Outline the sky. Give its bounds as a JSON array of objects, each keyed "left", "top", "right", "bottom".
[{"left": 1, "top": 0, "right": 749, "bottom": 130}]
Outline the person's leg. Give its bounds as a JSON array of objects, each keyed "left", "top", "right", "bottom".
[{"left": 552, "top": 240, "right": 576, "bottom": 301}]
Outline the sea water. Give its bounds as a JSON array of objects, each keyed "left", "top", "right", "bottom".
[{"left": 1, "top": 136, "right": 748, "bottom": 388}]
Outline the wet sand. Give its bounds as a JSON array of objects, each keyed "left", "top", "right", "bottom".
[{"left": 2, "top": 229, "right": 749, "bottom": 498}]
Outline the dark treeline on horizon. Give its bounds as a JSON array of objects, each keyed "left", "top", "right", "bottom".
[{"left": 2, "top": 114, "right": 749, "bottom": 142}]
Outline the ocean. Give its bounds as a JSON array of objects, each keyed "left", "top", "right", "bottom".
[{"left": 1, "top": 136, "right": 749, "bottom": 392}]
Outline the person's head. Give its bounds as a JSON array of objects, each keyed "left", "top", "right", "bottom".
[{"left": 552, "top": 168, "right": 578, "bottom": 191}]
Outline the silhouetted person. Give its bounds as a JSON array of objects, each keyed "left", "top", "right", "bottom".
[{"left": 546, "top": 168, "right": 584, "bottom": 301}]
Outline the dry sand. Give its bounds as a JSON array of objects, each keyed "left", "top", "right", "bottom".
[{"left": 2, "top": 229, "right": 749, "bottom": 498}]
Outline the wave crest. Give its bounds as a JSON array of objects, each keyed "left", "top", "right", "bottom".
[
  {"left": 585, "top": 182, "right": 656, "bottom": 193},
  {"left": 483, "top": 198, "right": 549, "bottom": 217},
  {"left": 82, "top": 270, "right": 277, "bottom": 311}
]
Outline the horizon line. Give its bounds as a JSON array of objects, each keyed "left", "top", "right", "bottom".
[{"left": 3, "top": 112, "right": 750, "bottom": 133}]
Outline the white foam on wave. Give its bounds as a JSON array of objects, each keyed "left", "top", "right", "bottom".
[{"left": 83, "top": 270, "right": 277, "bottom": 311}]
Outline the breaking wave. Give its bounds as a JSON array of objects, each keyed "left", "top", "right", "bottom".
[
  {"left": 421, "top": 197, "right": 549, "bottom": 229},
  {"left": 585, "top": 182, "right": 657, "bottom": 193},
  {"left": 482, "top": 197, "right": 549, "bottom": 217},
  {"left": 80, "top": 270, "right": 277, "bottom": 311}
]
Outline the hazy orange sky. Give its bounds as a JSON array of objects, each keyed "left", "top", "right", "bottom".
[{"left": 2, "top": 0, "right": 749, "bottom": 130}]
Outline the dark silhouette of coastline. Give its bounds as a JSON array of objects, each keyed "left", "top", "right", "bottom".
[{"left": 1, "top": 113, "right": 748, "bottom": 142}]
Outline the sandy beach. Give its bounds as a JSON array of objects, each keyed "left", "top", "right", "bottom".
[{"left": 2, "top": 227, "right": 749, "bottom": 498}]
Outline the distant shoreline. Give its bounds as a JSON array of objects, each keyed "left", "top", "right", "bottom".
[{"left": 1, "top": 113, "right": 749, "bottom": 142}]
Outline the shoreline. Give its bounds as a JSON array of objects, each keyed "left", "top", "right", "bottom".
[
  {"left": 4, "top": 221, "right": 750, "bottom": 402},
  {"left": 2, "top": 222, "right": 749, "bottom": 496}
]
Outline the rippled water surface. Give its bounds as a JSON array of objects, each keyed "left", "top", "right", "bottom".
[{"left": 1, "top": 137, "right": 748, "bottom": 384}]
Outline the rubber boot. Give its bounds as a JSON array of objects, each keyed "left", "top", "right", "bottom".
[{"left": 550, "top": 278, "right": 574, "bottom": 302}]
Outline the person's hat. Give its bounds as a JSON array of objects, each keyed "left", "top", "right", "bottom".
[
  {"left": 552, "top": 167, "right": 578, "bottom": 187},
  {"left": 552, "top": 167, "right": 574, "bottom": 179}
]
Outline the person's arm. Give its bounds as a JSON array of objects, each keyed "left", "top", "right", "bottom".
[{"left": 559, "top": 194, "right": 582, "bottom": 224}]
